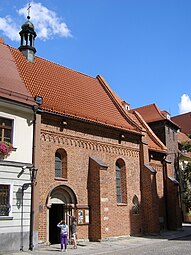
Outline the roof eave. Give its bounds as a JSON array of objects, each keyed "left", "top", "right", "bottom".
[{"left": 38, "top": 108, "right": 143, "bottom": 137}]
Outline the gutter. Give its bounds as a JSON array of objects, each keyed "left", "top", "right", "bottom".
[{"left": 37, "top": 108, "right": 143, "bottom": 137}]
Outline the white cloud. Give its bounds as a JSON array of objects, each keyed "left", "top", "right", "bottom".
[
  {"left": 178, "top": 94, "right": 191, "bottom": 114},
  {"left": 0, "top": 1, "right": 72, "bottom": 42},
  {"left": 18, "top": 2, "right": 72, "bottom": 40},
  {"left": 0, "top": 16, "right": 20, "bottom": 41}
]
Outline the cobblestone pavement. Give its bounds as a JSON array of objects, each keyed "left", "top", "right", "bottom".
[{"left": 1, "top": 223, "right": 191, "bottom": 255}]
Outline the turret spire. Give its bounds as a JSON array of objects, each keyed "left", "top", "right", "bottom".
[
  {"left": 27, "top": 3, "right": 31, "bottom": 20},
  {"left": 18, "top": 4, "right": 37, "bottom": 63}
]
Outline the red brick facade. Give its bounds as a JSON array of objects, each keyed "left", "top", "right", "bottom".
[
  {"left": 37, "top": 115, "right": 142, "bottom": 242},
  {"left": 34, "top": 112, "right": 182, "bottom": 244},
  {"left": 0, "top": 29, "right": 183, "bottom": 249}
]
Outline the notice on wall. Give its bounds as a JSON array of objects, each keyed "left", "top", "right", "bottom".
[
  {"left": 77, "top": 209, "right": 89, "bottom": 225},
  {"left": 78, "top": 209, "right": 84, "bottom": 224},
  {"left": 85, "top": 209, "right": 89, "bottom": 223}
]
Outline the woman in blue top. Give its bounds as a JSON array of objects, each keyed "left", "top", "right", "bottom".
[{"left": 57, "top": 220, "right": 69, "bottom": 252}]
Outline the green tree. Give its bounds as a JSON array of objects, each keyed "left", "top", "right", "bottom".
[
  {"left": 182, "top": 162, "right": 191, "bottom": 211},
  {"left": 181, "top": 141, "right": 191, "bottom": 152}
]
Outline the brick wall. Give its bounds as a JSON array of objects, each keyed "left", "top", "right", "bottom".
[
  {"left": 37, "top": 115, "right": 142, "bottom": 242},
  {"left": 167, "top": 178, "right": 182, "bottom": 230}
]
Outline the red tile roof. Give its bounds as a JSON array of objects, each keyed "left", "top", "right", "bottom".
[
  {"left": 134, "top": 103, "right": 180, "bottom": 128},
  {"left": 111, "top": 95, "right": 167, "bottom": 153},
  {"left": 4, "top": 44, "right": 142, "bottom": 133},
  {"left": 131, "top": 110, "right": 167, "bottom": 153},
  {"left": 172, "top": 112, "right": 191, "bottom": 135},
  {"left": 177, "top": 131, "right": 191, "bottom": 143},
  {"left": 134, "top": 104, "right": 167, "bottom": 122},
  {"left": 0, "top": 42, "right": 35, "bottom": 106}
]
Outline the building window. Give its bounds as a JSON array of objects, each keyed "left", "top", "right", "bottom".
[
  {"left": 116, "top": 159, "right": 127, "bottom": 204},
  {"left": 55, "top": 152, "right": 62, "bottom": 177},
  {"left": 0, "top": 117, "right": 13, "bottom": 143},
  {"left": 55, "top": 149, "right": 67, "bottom": 179},
  {"left": 0, "top": 184, "right": 11, "bottom": 216},
  {"left": 116, "top": 163, "right": 121, "bottom": 203}
]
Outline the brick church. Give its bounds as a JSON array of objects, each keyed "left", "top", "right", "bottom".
[{"left": 0, "top": 16, "right": 182, "bottom": 248}]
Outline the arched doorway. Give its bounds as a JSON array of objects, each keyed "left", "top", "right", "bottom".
[{"left": 47, "top": 185, "right": 77, "bottom": 244}]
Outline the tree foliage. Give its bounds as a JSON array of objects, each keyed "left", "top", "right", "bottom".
[
  {"left": 181, "top": 141, "right": 191, "bottom": 152},
  {"left": 182, "top": 162, "right": 191, "bottom": 211}
]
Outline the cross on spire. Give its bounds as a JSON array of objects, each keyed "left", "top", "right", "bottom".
[{"left": 27, "top": 3, "right": 31, "bottom": 20}]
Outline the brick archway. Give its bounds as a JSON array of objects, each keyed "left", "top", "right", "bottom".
[{"left": 46, "top": 185, "right": 77, "bottom": 244}]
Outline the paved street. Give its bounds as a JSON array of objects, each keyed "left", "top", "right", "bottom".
[{"left": 2, "top": 224, "right": 191, "bottom": 255}]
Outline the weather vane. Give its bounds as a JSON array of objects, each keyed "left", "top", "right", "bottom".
[{"left": 27, "top": 3, "right": 31, "bottom": 20}]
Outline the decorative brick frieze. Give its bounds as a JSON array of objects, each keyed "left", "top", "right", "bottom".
[{"left": 41, "top": 130, "right": 139, "bottom": 157}]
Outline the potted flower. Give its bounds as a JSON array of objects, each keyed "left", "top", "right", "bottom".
[{"left": 0, "top": 142, "right": 13, "bottom": 159}]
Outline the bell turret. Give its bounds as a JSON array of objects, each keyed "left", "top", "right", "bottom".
[{"left": 18, "top": 15, "right": 37, "bottom": 63}]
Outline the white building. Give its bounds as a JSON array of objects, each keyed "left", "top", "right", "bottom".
[{"left": 0, "top": 37, "right": 39, "bottom": 252}]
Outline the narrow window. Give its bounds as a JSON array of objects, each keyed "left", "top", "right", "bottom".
[
  {"left": 0, "top": 184, "right": 10, "bottom": 216},
  {"left": 55, "top": 149, "right": 67, "bottom": 179},
  {"left": 116, "top": 163, "right": 122, "bottom": 203},
  {"left": 55, "top": 152, "right": 62, "bottom": 177},
  {"left": 0, "top": 117, "right": 13, "bottom": 143},
  {"left": 116, "top": 159, "right": 127, "bottom": 204}
]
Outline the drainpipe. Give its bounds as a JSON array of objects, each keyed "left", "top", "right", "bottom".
[
  {"left": 29, "top": 105, "right": 38, "bottom": 251},
  {"left": 162, "top": 156, "right": 169, "bottom": 230}
]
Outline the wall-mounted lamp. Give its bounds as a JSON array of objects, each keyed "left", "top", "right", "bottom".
[
  {"left": 34, "top": 95, "right": 43, "bottom": 106},
  {"left": 22, "top": 165, "right": 27, "bottom": 171},
  {"left": 21, "top": 166, "right": 38, "bottom": 183},
  {"left": 61, "top": 120, "right": 67, "bottom": 126}
]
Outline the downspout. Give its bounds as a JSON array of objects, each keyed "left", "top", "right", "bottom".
[
  {"left": 162, "top": 157, "right": 169, "bottom": 230},
  {"left": 177, "top": 152, "right": 183, "bottom": 223},
  {"left": 29, "top": 105, "right": 38, "bottom": 251}
]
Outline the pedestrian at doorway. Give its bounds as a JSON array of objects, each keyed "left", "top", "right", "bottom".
[
  {"left": 57, "top": 220, "right": 69, "bottom": 252},
  {"left": 68, "top": 214, "right": 77, "bottom": 249}
]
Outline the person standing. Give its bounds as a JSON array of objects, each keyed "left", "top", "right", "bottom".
[
  {"left": 57, "top": 220, "right": 69, "bottom": 252},
  {"left": 68, "top": 214, "right": 77, "bottom": 249},
  {"left": 71, "top": 216, "right": 77, "bottom": 249}
]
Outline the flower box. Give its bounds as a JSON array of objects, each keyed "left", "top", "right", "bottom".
[{"left": 0, "top": 142, "right": 13, "bottom": 159}]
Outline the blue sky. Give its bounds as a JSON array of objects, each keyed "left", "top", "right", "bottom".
[{"left": 0, "top": 0, "right": 191, "bottom": 117}]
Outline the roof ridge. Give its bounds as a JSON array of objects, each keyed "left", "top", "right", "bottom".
[
  {"left": 135, "top": 103, "right": 155, "bottom": 110},
  {"left": 172, "top": 111, "right": 191, "bottom": 118},
  {"left": 35, "top": 54, "right": 96, "bottom": 79},
  {"left": 9, "top": 44, "right": 97, "bottom": 80},
  {"left": 133, "top": 110, "right": 167, "bottom": 152},
  {"left": 97, "top": 75, "right": 143, "bottom": 132},
  {"left": 152, "top": 103, "right": 166, "bottom": 120}
]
